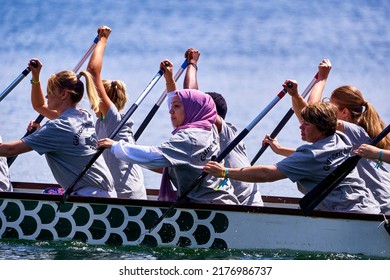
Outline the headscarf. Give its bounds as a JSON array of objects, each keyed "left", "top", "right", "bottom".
[
  {"left": 158, "top": 89, "right": 217, "bottom": 201},
  {"left": 169, "top": 89, "right": 217, "bottom": 134}
]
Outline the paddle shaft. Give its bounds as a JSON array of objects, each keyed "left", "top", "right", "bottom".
[
  {"left": 250, "top": 73, "right": 318, "bottom": 165},
  {"left": 148, "top": 86, "right": 290, "bottom": 233},
  {"left": 299, "top": 124, "right": 390, "bottom": 215},
  {"left": 57, "top": 69, "right": 164, "bottom": 210},
  {"left": 6, "top": 114, "right": 45, "bottom": 166},
  {"left": 0, "top": 61, "right": 38, "bottom": 102},
  {"left": 7, "top": 37, "right": 99, "bottom": 167},
  {"left": 134, "top": 60, "right": 188, "bottom": 141}
]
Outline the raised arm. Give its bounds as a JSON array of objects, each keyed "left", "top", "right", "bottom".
[
  {"left": 87, "top": 25, "right": 112, "bottom": 117},
  {"left": 183, "top": 48, "right": 200, "bottom": 89},
  {"left": 307, "top": 58, "right": 332, "bottom": 104},
  {"left": 160, "top": 59, "right": 177, "bottom": 92},
  {"left": 283, "top": 79, "right": 307, "bottom": 122},
  {"left": 29, "top": 59, "right": 59, "bottom": 119}
]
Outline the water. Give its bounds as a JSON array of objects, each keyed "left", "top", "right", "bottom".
[
  {"left": 1, "top": 239, "right": 385, "bottom": 261},
  {"left": 0, "top": 0, "right": 389, "bottom": 261}
]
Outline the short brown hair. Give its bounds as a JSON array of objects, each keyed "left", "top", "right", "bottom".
[{"left": 301, "top": 102, "right": 337, "bottom": 137}]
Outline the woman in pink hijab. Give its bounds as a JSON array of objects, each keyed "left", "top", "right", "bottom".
[{"left": 98, "top": 60, "right": 239, "bottom": 205}]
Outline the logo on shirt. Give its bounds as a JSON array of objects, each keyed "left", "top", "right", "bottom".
[
  {"left": 86, "top": 136, "right": 98, "bottom": 150},
  {"left": 73, "top": 122, "right": 95, "bottom": 146},
  {"left": 323, "top": 148, "right": 349, "bottom": 171},
  {"left": 201, "top": 143, "right": 215, "bottom": 161}
]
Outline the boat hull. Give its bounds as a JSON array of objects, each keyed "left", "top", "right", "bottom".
[{"left": 1, "top": 182, "right": 389, "bottom": 258}]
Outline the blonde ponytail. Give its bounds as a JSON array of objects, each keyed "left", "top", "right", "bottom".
[{"left": 78, "top": 71, "right": 101, "bottom": 114}]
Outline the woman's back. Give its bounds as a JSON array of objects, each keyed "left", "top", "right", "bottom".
[
  {"left": 96, "top": 103, "right": 146, "bottom": 199},
  {"left": 23, "top": 108, "right": 114, "bottom": 194},
  {"left": 342, "top": 121, "right": 390, "bottom": 214}
]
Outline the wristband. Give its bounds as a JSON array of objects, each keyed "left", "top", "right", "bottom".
[
  {"left": 216, "top": 168, "right": 229, "bottom": 190},
  {"left": 30, "top": 79, "right": 40, "bottom": 84},
  {"left": 375, "top": 149, "right": 383, "bottom": 169},
  {"left": 188, "top": 62, "right": 198, "bottom": 71}
]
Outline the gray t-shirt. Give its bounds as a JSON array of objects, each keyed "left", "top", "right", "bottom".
[
  {"left": 276, "top": 131, "right": 380, "bottom": 214},
  {"left": 23, "top": 108, "right": 114, "bottom": 193},
  {"left": 219, "top": 119, "right": 263, "bottom": 206},
  {"left": 158, "top": 126, "right": 239, "bottom": 205},
  {"left": 342, "top": 121, "right": 390, "bottom": 214},
  {"left": 0, "top": 136, "right": 12, "bottom": 192},
  {"left": 96, "top": 103, "right": 146, "bottom": 199}
]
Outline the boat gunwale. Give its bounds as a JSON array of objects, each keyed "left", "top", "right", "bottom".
[{"left": 1, "top": 181, "right": 387, "bottom": 223}]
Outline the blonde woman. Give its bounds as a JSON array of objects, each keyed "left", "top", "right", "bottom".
[
  {"left": 86, "top": 26, "right": 146, "bottom": 199},
  {"left": 0, "top": 59, "right": 116, "bottom": 197}
]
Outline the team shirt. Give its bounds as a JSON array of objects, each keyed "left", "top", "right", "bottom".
[
  {"left": 219, "top": 119, "right": 263, "bottom": 206},
  {"left": 23, "top": 108, "right": 115, "bottom": 195},
  {"left": 96, "top": 103, "right": 146, "bottom": 199},
  {"left": 112, "top": 126, "right": 240, "bottom": 204},
  {"left": 276, "top": 131, "right": 380, "bottom": 214},
  {"left": 342, "top": 121, "right": 390, "bottom": 214},
  {"left": 0, "top": 136, "right": 12, "bottom": 192}
]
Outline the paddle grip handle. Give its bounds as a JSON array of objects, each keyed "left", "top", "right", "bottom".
[{"left": 30, "top": 60, "right": 38, "bottom": 68}]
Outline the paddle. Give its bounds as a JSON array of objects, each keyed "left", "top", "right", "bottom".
[
  {"left": 299, "top": 124, "right": 390, "bottom": 216},
  {"left": 148, "top": 84, "right": 292, "bottom": 233},
  {"left": 0, "top": 61, "right": 38, "bottom": 102},
  {"left": 250, "top": 72, "right": 319, "bottom": 165},
  {"left": 6, "top": 114, "right": 45, "bottom": 166},
  {"left": 133, "top": 59, "right": 188, "bottom": 141},
  {"left": 57, "top": 68, "right": 165, "bottom": 211},
  {"left": 6, "top": 36, "right": 99, "bottom": 167}
]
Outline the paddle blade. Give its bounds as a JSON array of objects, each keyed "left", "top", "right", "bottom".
[{"left": 299, "top": 155, "right": 361, "bottom": 215}]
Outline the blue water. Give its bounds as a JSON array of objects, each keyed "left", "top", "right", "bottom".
[{"left": 0, "top": 0, "right": 389, "bottom": 260}]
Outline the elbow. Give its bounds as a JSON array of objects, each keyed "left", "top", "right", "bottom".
[
  {"left": 32, "top": 103, "right": 43, "bottom": 112},
  {"left": 87, "top": 64, "right": 99, "bottom": 77},
  {"left": 86, "top": 65, "right": 95, "bottom": 75}
]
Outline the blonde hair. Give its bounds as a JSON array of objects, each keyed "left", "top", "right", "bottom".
[
  {"left": 47, "top": 70, "right": 101, "bottom": 113},
  {"left": 330, "top": 85, "right": 390, "bottom": 149},
  {"left": 102, "top": 79, "right": 127, "bottom": 111}
]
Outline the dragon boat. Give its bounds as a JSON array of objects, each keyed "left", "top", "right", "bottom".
[{"left": 0, "top": 181, "right": 389, "bottom": 258}]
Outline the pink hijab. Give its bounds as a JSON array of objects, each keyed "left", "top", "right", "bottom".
[
  {"left": 158, "top": 89, "right": 217, "bottom": 201},
  {"left": 171, "top": 89, "right": 217, "bottom": 134}
]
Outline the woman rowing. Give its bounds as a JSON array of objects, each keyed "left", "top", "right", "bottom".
[
  {"left": 0, "top": 59, "right": 116, "bottom": 197},
  {"left": 204, "top": 101, "right": 380, "bottom": 214},
  {"left": 98, "top": 59, "right": 239, "bottom": 204}
]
